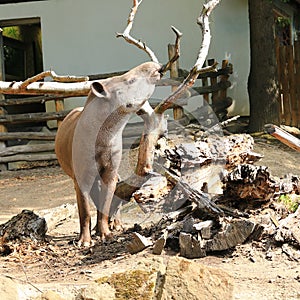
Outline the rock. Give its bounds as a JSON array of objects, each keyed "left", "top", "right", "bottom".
[
  {"left": 160, "top": 257, "right": 234, "bottom": 300},
  {"left": 126, "top": 232, "right": 152, "bottom": 254},
  {"left": 36, "top": 290, "right": 65, "bottom": 300},
  {"left": 153, "top": 231, "right": 168, "bottom": 255},
  {"left": 76, "top": 283, "right": 115, "bottom": 300},
  {"left": 95, "top": 269, "right": 157, "bottom": 300},
  {"left": 0, "top": 276, "right": 19, "bottom": 300},
  {"left": 179, "top": 232, "right": 206, "bottom": 259}
]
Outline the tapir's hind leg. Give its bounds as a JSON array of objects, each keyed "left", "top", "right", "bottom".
[{"left": 74, "top": 182, "right": 92, "bottom": 247}]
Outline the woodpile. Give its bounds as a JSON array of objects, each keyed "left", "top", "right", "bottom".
[{"left": 127, "top": 132, "right": 300, "bottom": 259}]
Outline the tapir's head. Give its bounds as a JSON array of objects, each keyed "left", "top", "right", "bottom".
[{"left": 88, "top": 62, "right": 161, "bottom": 114}]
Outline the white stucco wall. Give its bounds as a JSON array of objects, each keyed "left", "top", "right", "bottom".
[{"left": 0, "top": 0, "right": 250, "bottom": 118}]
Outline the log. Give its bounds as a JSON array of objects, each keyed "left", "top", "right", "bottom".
[
  {"left": 0, "top": 79, "right": 92, "bottom": 96},
  {"left": 221, "top": 164, "right": 277, "bottom": 206},
  {"left": 0, "top": 142, "right": 55, "bottom": 156},
  {"left": 265, "top": 124, "right": 300, "bottom": 152},
  {"left": 0, "top": 110, "right": 71, "bottom": 124},
  {"left": 0, "top": 132, "right": 56, "bottom": 141},
  {"left": 0, "top": 210, "right": 47, "bottom": 242},
  {"left": 205, "top": 218, "right": 256, "bottom": 252},
  {"left": 179, "top": 232, "right": 206, "bottom": 258},
  {"left": 0, "top": 95, "right": 65, "bottom": 106},
  {"left": 0, "top": 153, "right": 57, "bottom": 163}
]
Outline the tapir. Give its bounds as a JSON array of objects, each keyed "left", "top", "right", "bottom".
[{"left": 55, "top": 62, "right": 161, "bottom": 246}]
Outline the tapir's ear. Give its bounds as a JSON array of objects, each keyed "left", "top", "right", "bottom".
[{"left": 90, "top": 82, "right": 107, "bottom": 98}]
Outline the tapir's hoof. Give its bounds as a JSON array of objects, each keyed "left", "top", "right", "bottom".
[
  {"left": 100, "top": 231, "right": 113, "bottom": 242},
  {"left": 77, "top": 237, "right": 94, "bottom": 248},
  {"left": 109, "top": 219, "right": 124, "bottom": 232}
]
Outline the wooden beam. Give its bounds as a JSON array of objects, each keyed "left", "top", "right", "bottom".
[{"left": 265, "top": 124, "right": 300, "bottom": 152}]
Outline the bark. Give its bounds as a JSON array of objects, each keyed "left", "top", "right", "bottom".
[{"left": 248, "top": 0, "right": 280, "bottom": 132}]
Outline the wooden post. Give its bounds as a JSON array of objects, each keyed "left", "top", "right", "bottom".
[
  {"left": 219, "top": 60, "right": 229, "bottom": 101},
  {"left": 0, "top": 28, "right": 7, "bottom": 170},
  {"left": 208, "top": 58, "right": 218, "bottom": 107},
  {"left": 168, "top": 44, "right": 184, "bottom": 120},
  {"left": 55, "top": 98, "right": 65, "bottom": 127},
  {"left": 201, "top": 61, "right": 210, "bottom": 105},
  {"left": 294, "top": 41, "right": 300, "bottom": 128}
]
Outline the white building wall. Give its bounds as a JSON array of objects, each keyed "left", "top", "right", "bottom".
[{"left": 0, "top": 0, "right": 250, "bottom": 117}]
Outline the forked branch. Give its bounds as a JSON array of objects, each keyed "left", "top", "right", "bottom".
[
  {"left": 116, "top": 0, "right": 159, "bottom": 63},
  {"left": 155, "top": 0, "right": 220, "bottom": 114},
  {"left": 116, "top": 0, "right": 182, "bottom": 71}
]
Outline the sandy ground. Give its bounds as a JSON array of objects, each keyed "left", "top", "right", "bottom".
[{"left": 0, "top": 135, "right": 300, "bottom": 299}]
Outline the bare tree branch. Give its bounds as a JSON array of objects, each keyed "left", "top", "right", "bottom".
[
  {"left": 134, "top": 0, "right": 221, "bottom": 177},
  {"left": 19, "top": 70, "right": 89, "bottom": 89},
  {"left": 116, "top": 0, "right": 159, "bottom": 63},
  {"left": 155, "top": 0, "right": 220, "bottom": 114},
  {"left": 159, "top": 26, "right": 183, "bottom": 75},
  {"left": 0, "top": 80, "right": 92, "bottom": 96}
]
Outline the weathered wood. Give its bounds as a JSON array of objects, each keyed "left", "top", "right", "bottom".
[
  {"left": 0, "top": 80, "right": 92, "bottom": 96},
  {"left": 295, "top": 41, "right": 300, "bottom": 127},
  {"left": 222, "top": 164, "right": 277, "bottom": 205},
  {"left": 279, "top": 46, "right": 291, "bottom": 125},
  {"left": 0, "top": 132, "right": 56, "bottom": 141},
  {"left": 0, "top": 142, "right": 55, "bottom": 157},
  {"left": 265, "top": 124, "right": 300, "bottom": 152},
  {"left": 0, "top": 30, "right": 7, "bottom": 170},
  {"left": 55, "top": 98, "right": 65, "bottom": 127},
  {"left": 0, "top": 210, "right": 47, "bottom": 242},
  {"left": 168, "top": 44, "right": 184, "bottom": 120},
  {"left": 179, "top": 232, "right": 206, "bottom": 258},
  {"left": 0, "top": 110, "right": 71, "bottom": 124},
  {"left": 0, "top": 153, "right": 57, "bottom": 163},
  {"left": 0, "top": 95, "right": 65, "bottom": 106},
  {"left": 205, "top": 218, "right": 256, "bottom": 252},
  {"left": 208, "top": 59, "right": 218, "bottom": 105},
  {"left": 286, "top": 45, "right": 297, "bottom": 126}
]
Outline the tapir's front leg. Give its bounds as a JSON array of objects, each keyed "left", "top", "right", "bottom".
[
  {"left": 74, "top": 182, "right": 92, "bottom": 247},
  {"left": 96, "top": 169, "right": 119, "bottom": 240}
]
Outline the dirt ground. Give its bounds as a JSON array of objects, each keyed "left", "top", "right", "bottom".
[{"left": 0, "top": 135, "right": 300, "bottom": 299}]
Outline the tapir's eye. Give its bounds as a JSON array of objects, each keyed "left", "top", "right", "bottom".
[{"left": 128, "top": 78, "right": 136, "bottom": 85}]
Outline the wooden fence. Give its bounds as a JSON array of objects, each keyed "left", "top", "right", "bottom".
[
  {"left": 0, "top": 59, "right": 233, "bottom": 170},
  {"left": 277, "top": 40, "right": 300, "bottom": 127}
]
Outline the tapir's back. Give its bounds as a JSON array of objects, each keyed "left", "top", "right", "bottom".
[{"left": 55, "top": 107, "right": 83, "bottom": 178}]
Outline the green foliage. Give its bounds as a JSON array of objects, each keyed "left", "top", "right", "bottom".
[
  {"left": 278, "top": 194, "right": 299, "bottom": 213},
  {"left": 2, "top": 26, "right": 21, "bottom": 40},
  {"left": 276, "top": 16, "right": 291, "bottom": 28}
]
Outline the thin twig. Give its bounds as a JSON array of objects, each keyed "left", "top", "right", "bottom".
[
  {"left": 159, "top": 26, "right": 183, "bottom": 75},
  {"left": 17, "top": 254, "right": 43, "bottom": 293}
]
